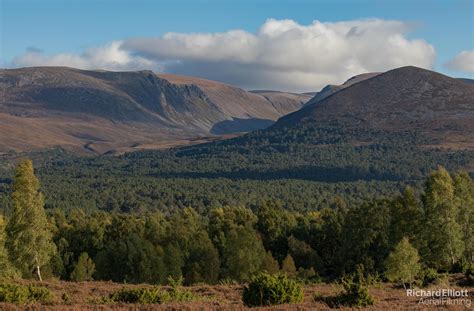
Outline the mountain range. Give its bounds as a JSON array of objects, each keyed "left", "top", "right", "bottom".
[
  {"left": 133, "top": 65, "right": 473, "bottom": 181},
  {"left": 1, "top": 66, "right": 473, "bottom": 157},
  {"left": 0, "top": 67, "right": 310, "bottom": 153}
]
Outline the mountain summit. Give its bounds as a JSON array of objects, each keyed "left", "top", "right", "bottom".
[{"left": 276, "top": 66, "right": 474, "bottom": 147}]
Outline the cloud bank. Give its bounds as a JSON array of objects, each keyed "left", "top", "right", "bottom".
[
  {"left": 445, "top": 50, "right": 474, "bottom": 73},
  {"left": 13, "top": 41, "right": 157, "bottom": 72},
  {"left": 12, "top": 18, "right": 436, "bottom": 92}
]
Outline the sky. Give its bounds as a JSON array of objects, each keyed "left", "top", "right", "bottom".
[{"left": 1, "top": 0, "right": 473, "bottom": 92}]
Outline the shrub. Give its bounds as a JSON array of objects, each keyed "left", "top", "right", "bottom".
[
  {"left": 242, "top": 273, "right": 304, "bottom": 307},
  {"left": 296, "top": 267, "right": 318, "bottom": 282},
  {"left": 0, "top": 284, "right": 53, "bottom": 304},
  {"left": 217, "top": 278, "right": 239, "bottom": 286},
  {"left": 27, "top": 285, "right": 54, "bottom": 304},
  {"left": 339, "top": 276, "right": 374, "bottom": 307},
  {"left": 421, "top": 268, "right": 449, "bottom": 286},
  {"left": 107, "top": 278, "right": 197, "bottom": 305},
  {"left": 109, "top": 287, "right": 170, "bottom": 304},
  {"left": 463, "top": 263, "right": 474, "bottom": 285},
  {"left": 167, "top": 276, "right": 197, "bottom": 302},
  {"left": 61, "top": 292, "right": 72, "bottom": 304},
  {"left": 0, "top": 284, "right": 29, "bottom": 304},
  {"left": 315, "top": 268, "right": 374, "bottom": 308},
  {"left": 422, "top": 268, "right": 438, "bottom": 286},
  {"left": 366, "top": 272, "right": 383, "bottom": 287}
]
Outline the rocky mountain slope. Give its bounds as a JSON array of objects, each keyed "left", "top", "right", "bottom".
[
  {"left": 305, "top": 72, "right": 380, "bottom": 105},
  {"left": 0, "top": 67, "right": 310, "bottom": 153},
  {"left": 277, "top": 66, "right": 474, "bottom": 147},
  {"left": 2, "top": 66, "right": 472, "bottom": 184},
  {"left": 158, "top": 74, "right": 311, "bottom": 134},
  {"left": 127, "top": 66, "right": 473, "bottom": 182}
]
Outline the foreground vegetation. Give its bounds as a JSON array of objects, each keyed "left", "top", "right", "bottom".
[
  {"left": 0, "top": 276, "right": 471, "bottom": 309},
  {"left": 0, "top": 159, "right": 472, "bottom": 308}
]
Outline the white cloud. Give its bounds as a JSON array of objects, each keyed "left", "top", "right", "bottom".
[
  {"left": 12, "top": 41, "right": 158, "bottom": 72},
  {"left": 445, "top": 50, "right": 474, "bottom": 73},
  {"left": 11, "top": 18, "right": 436, "bottom": 92}
]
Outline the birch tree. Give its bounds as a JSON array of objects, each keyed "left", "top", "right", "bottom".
[
  {"left": 421, "top": 166, "right": 462, "bottom": 269},
  {"left": 0, "top": 215, "right": 17, "bottom": 278},
  {"left": 385, "top": 237, "right": 421, "bottom": 289},
  {"left": 6, "top": 159, "right": 55, "bottom": 281},
  {"left": 453, "top": 171, "right": 474, "bottom": 267}
]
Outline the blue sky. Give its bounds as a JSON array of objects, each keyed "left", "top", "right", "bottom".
[{"left": 1, "top": 0, "right": 473, "bottom": 91}]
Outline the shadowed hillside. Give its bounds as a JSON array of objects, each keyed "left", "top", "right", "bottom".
[
  {"left": 0, "top": 67, "right": 310, "bottom": 153},
  {"left": 305, "top": 72, "right": 381, "bottom": 105},
  {"left": 277, "top": 66, "right": 474, "bottom": 148}
]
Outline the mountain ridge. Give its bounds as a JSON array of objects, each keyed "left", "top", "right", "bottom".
[
  {"left": 305, "top": 72, "right": 381, "bottom": 105},
  {"left": 0, "top": 66, "right": 310, "bottom": 153},
  {"left": 275, "top": 66, "right": 474, "bottom": 147}
]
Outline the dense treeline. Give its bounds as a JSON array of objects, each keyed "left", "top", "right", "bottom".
[
  {"left": 0, "top": 169, "right": 408, "bottom": 214},
  {"left": 0, "top": 125, "right": 472, "bottom": 213},
  {"left": 1, "top": 161, "right": 472, "bottom": 287},
  {"left": 119, "top": 125, "right": 473, "bottom": 181}
]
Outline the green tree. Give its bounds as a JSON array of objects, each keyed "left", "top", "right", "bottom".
[
  {"left": 208, "top": 206, "right": 265, "bottom": 280},
  {"left": 51, "top": 209, "right": 109, "bottom": 280},
  {"left": 341, "top": 200, "right": 391, "bottom": 275},
  {"left": 70, "top": 252, "right": 95, "bottom": 281},
  {"left": 421, "top": 166, "right": 463, "bottom": 269},
  {"left": 260, "top": 251, "right": 280, "bottom": 274},
  {"left": 164, "top": 208, "right": 219, "bottom": 284},
  {"left": 389, "top": 186, "right": 423, "bottom": 246},
  {"left": 5, "top": 160, "right": 56, "bottom": 281},
  {"left": 163, "top": 243, "right": 184, "bottom": 280},
  {"left": 184, "top": 231, "right": 220, "bottom": 284},
  {"left": 208, "top": 206, "right": 258, "bottom": 256},
  {"left": 287, "top": 235, "right": 320, "bottom": 270},
  {"left": 222, "top": 226, "right": 266, "bottom": 281},
  {"left": 453, "top": 172, "right": 474, "bottom": 267},
  {"left": 95, "top": 233, "right": 164, "bottom": 284},
  {"left": 0, "top": 215, "right": 17, "bottom": 278},
  {"left": 385, "top": 237, "right": 421, "bottom": 289},
  {"left": 256, "top": 201, "right": 297, "bottom": 261},
  {"left": 281, "top": 254, "right": 297, "bottom": 278},
  {"left": 307, "top": 207, "right": 345, "bottom": 277}
]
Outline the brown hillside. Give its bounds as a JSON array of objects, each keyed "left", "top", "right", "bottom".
[
  {"left": 277, "top": 66, "right": 474, "bottom": 147},
  {"left": 0, "top": 67, "right": 307, "bottom": 153},
  {"left": 305, "top": 72, "right": 381, "bottom": 105}
]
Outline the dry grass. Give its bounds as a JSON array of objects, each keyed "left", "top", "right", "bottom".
[
  {"left": 0, "top": 112, "right": 241, "bottom": 155},
  {"left": 0, "top": 277, "right": 472, "bottom": 310}
]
